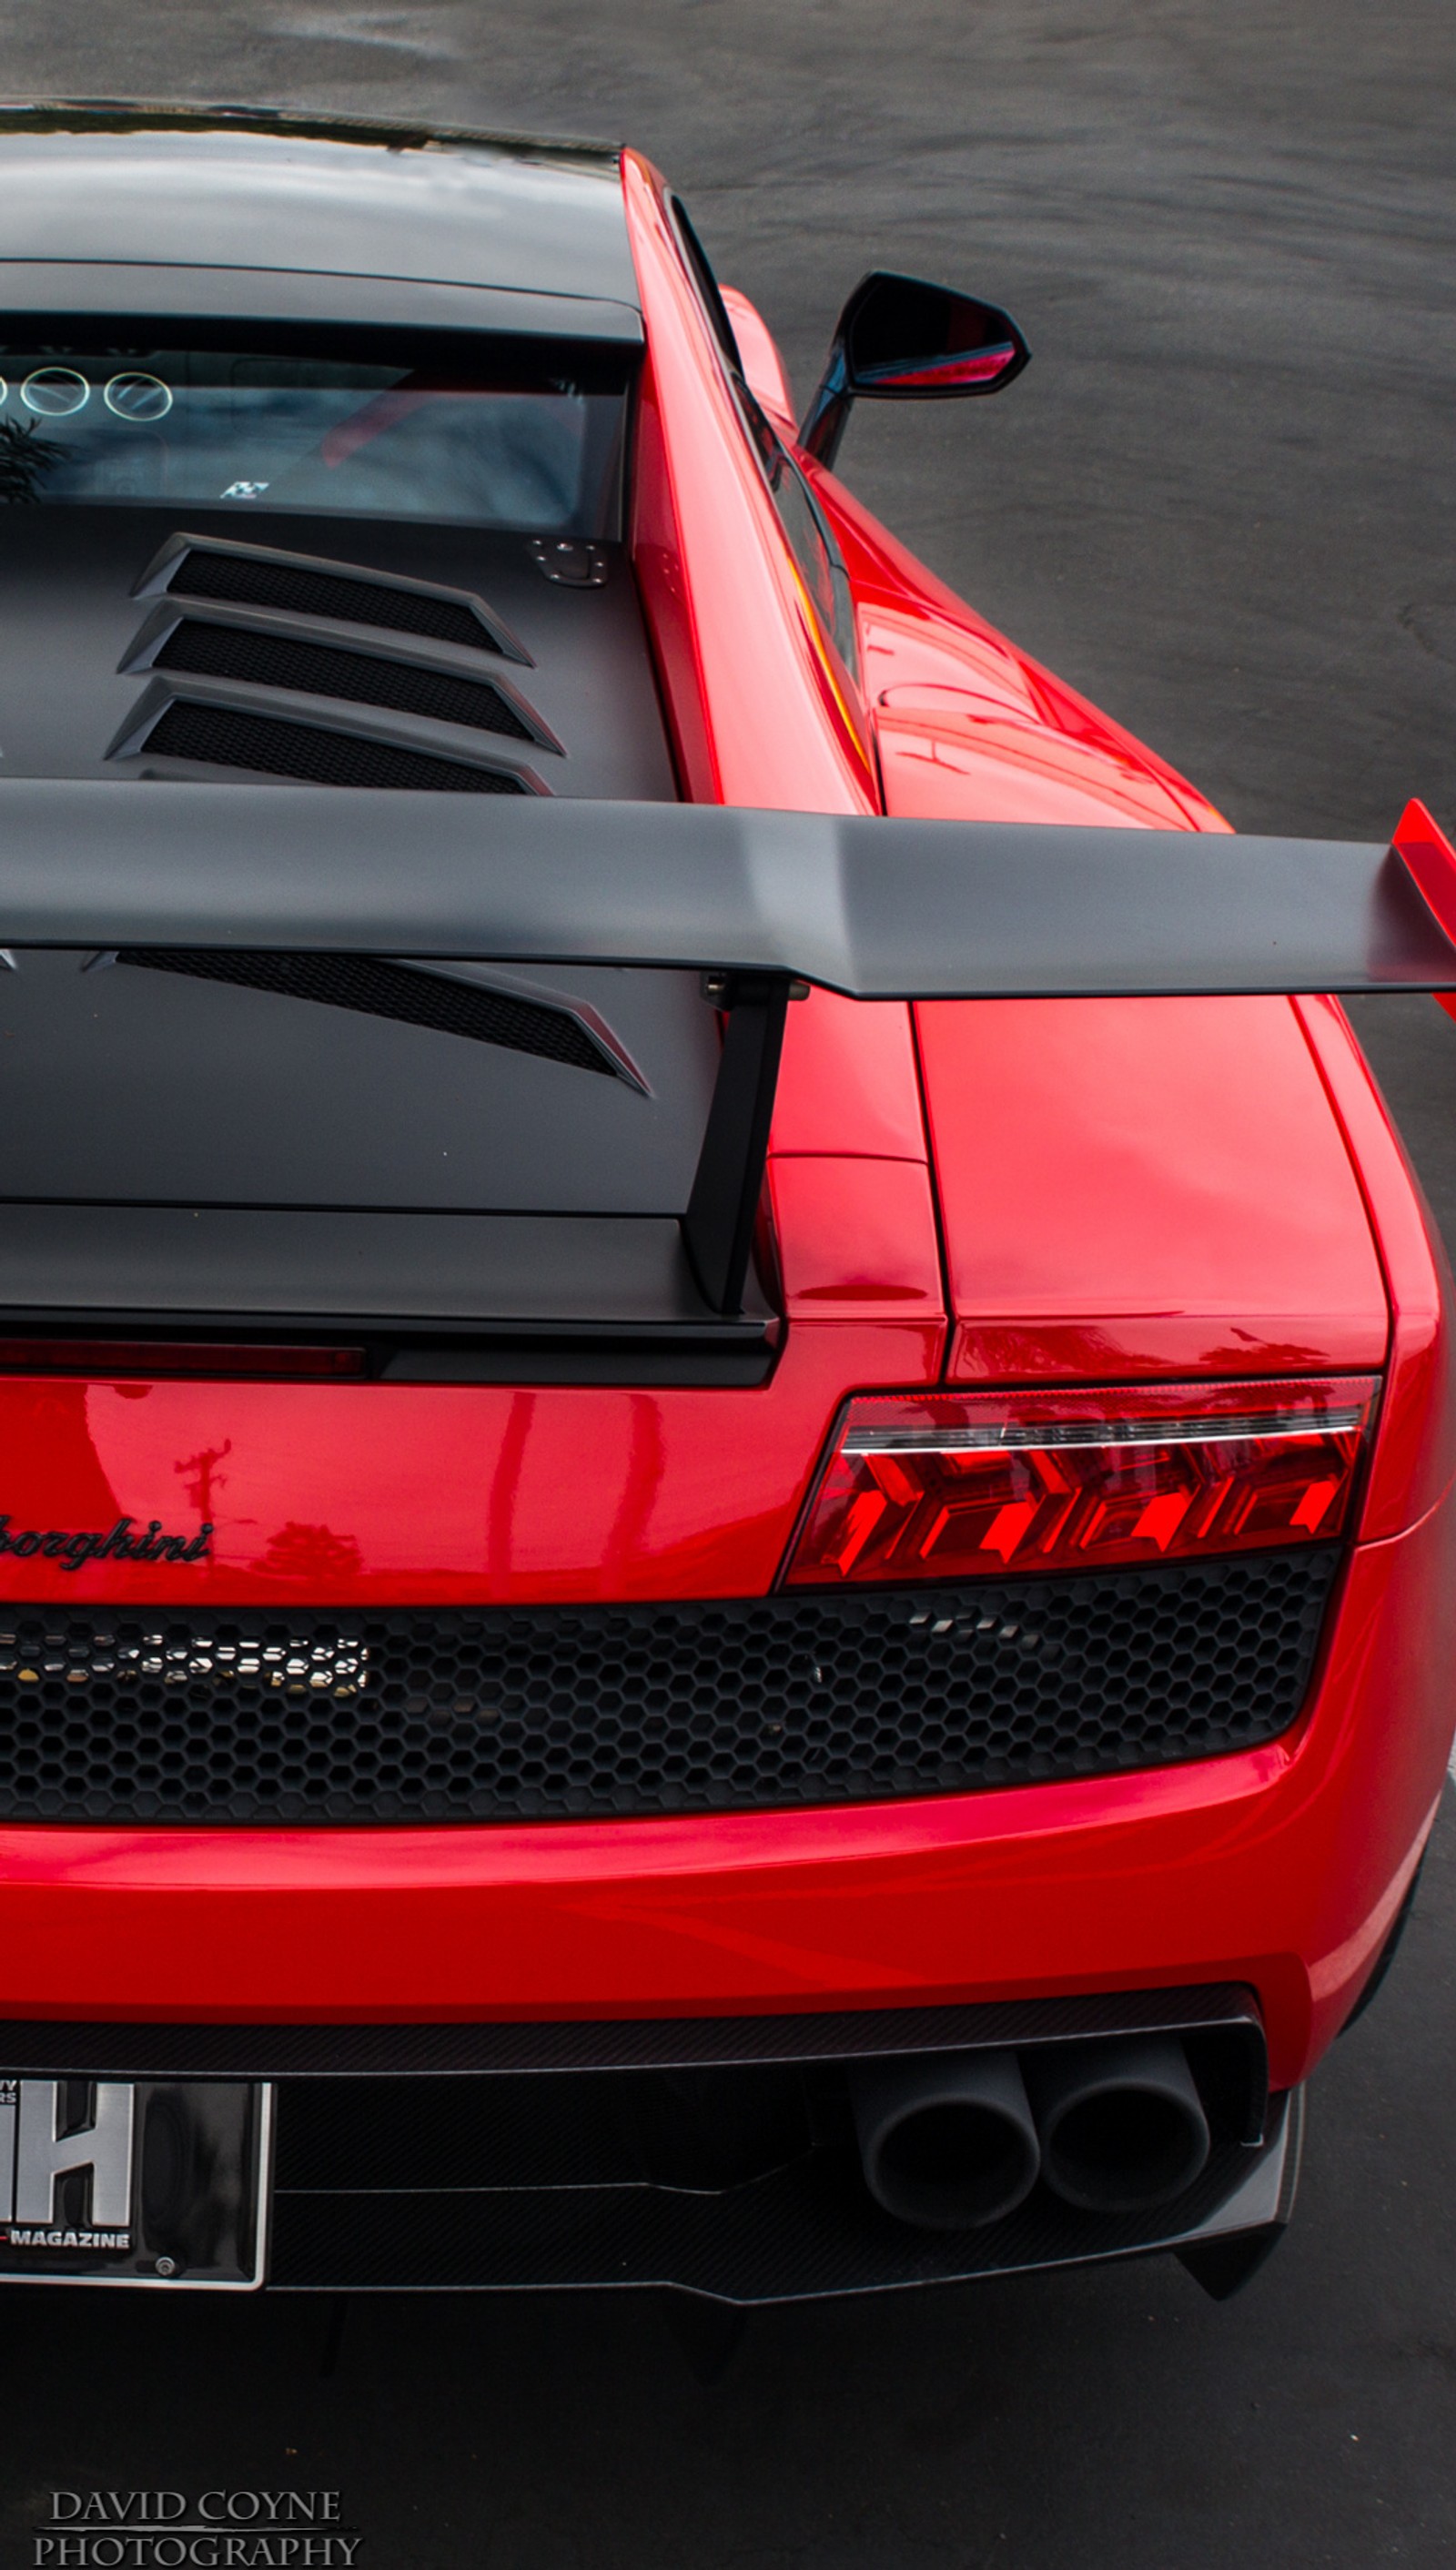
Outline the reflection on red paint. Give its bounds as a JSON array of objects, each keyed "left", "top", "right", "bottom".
[
  {"left": 252, "top": 1523, "right": 365, "bottom": 1587},
  {"left": 0, "top": 1321, "right": 944, "bottom": 1605},
  {"left": 860, "top": 345, "right": 1017, "bottom": 390},
  {"left": 4, "top": 1381, "right": 121, "bottom": 1526},
  {"left": 175, "top": 1441, "right": 232, "bottom": 1521},
  {"left": 801, "top": 462, "right": 1229, "bottom": 833},
  {"left": 915, "top": 997, "right": 1388, "bottom": 1386}
]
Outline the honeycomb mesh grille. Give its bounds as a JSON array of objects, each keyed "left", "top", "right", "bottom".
[
  {"left": 154, "top": 621, "right": 539, "bottom": 741},
  {"left": 115, "top": 950, "right": 616, "bottom": 1076},
  {"left": 0, "top": 1550, "right": 1338, "bottom": 1826},
  {"left": 141, "top": 701, "right": 530, "bottom": 792},
  {"left": 166, "top": 550, "right": 501, "bottom": 651}
]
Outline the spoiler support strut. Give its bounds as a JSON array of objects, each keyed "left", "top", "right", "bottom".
[{"left": 683, "top": 974, "right": 794, "bottom": 1315}]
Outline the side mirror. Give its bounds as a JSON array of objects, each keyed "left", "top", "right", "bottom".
[{"left": 800, "top": 271, "right": 1030, "bottom": 470}]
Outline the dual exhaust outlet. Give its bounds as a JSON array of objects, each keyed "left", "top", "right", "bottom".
[{"left": 852, "top": 2036, "right": 1210, "bottom": 2231}]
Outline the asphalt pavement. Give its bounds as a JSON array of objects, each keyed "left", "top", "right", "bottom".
[{"left": 0, "top": 5, "right": 1454, "bottom": 2563}]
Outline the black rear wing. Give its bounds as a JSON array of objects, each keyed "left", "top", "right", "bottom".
[{"left": 3, "top": 782, "right": 1454, "bottom": 1321}]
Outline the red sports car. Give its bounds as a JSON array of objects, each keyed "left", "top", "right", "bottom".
[{"left": 0, "top": 101, "right": 1451, "bottom": 2307}]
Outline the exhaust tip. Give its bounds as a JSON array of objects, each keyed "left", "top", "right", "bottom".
[
  {"left": 852, "top": 2048, "right": 1040, "bottom": 2231},
  {"left": 1029, "top": 2035, "right": 1210, "bottom": 2213}
]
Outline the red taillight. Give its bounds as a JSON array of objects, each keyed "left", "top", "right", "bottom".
[{"left": 784, "top": 1378, "right": 1379, "bottom": 1586}]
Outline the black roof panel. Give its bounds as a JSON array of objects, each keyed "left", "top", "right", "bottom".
[{"left": 0, "top": 103, "right": 637, "bottom": 309}]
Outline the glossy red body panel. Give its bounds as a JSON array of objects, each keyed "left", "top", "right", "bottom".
[
  {"left": 770, "top": 988, "right": 927, "bottom": 1162},
  {"left": 1393, "top": 796, "right": 1456, "bottom": 955},
  {"left": 1400, "top": 798, "right": 1456, "bottom": 1037},
  {"left": 1, "top": 183, "right": 1452, "bottom": 2124},
  {"left": 915, "top": 995, "right": 1389, "bottom": 1382},
  {"left": 0, "top": 1323, "right": 942, "bottom": 1610},
  {"left": 805, "top": 460, "right": 1231, "bottom": 833},
  {"left": 1294, "top": 996, "right": 1456, "bottom": 1539},
  {"left": 768, "top": 1158, "right": 945, "bottom": 1323},
  {"left": 719, "top": 284, "right": 797, "bottom": 437},
  {"left": 622, "top": 156, "right": 877, "bottom": 815},
  {"left": 1, "top": 1488, "right": 1449, "bottom": 2087}
]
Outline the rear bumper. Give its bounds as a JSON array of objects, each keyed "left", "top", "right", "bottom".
[
  {"left": 0, "top": 1492, "right": 1451, "bottom": 2094},
  {"left": 0, "top": 1988, "right": 1299, "bottom": 2302}
]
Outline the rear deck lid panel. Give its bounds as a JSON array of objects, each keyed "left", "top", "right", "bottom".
[
  {"left": 917, "top": 995, "right": 1389, "bottom": 1380},
  {"left": 0, "top": 510, "right": 675, "bottom": 804},
  {"left": 0, "top": 950, "right": 715, "bottom": 1214},
  {"left": 0, "top": 1319, "right": 942, "bottom": 1605}
]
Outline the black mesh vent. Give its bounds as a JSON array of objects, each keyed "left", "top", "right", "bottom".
[
  {"left": 165, "top": 551, "right": 501, "bottom": 652},
  {"left": 153, "top": 621, "right": 539, "bottom": 742},
  {"left": 140, "top": 702, "right": 530, "bottom": 793},
  {"left": 0, "top": 1550, "right": 1338, "bottom": 1826},
  {"left": 115, "top": 950, "right": 616, "bottom": 1076}
]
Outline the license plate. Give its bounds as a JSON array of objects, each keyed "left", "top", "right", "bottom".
[{"left": 0, "top": 2077, "right": 271, "bottom": 2287}]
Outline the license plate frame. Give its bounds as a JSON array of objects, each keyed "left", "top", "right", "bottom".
[{"left": 0, "top": 2076, "right": 272, "bottom": 2288}]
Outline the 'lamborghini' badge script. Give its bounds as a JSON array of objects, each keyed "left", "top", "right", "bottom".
[{"left": 0, "top": 1515, "right": 214, "bottom": 1570}]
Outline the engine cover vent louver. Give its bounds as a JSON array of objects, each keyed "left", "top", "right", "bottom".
[
  {"left": 114, "top": 949, "right": 620, "bottom": 1078},
  {"left": 152, "top": 621, "right": 544, "bottom": 744},
  {"left": 164, "top": 548, "right": 506, "bottom": 653},
  {"left": 139, "top": 701, "right": 531, "bottom": 793}
]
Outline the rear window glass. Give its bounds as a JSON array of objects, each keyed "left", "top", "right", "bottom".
[{"left": 0, "top": 327, "right": 630, "bottom": 534}]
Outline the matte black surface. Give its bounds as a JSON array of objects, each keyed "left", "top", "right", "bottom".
[
  {"left": 0, "top": 2000, "right": 1268, "bottom": 2299},
  {"left": 116, "top": 947, "right": 619, "bottom": 1076},
  {"left": 259, "top": 2049, "right": 1278, "bottom": 2300},
  {"left": 0, "top": 509, "right": 678, "bottom": 801},
  {"left": 375, "top": 1325, "right": 774, "bottom": 1386},
  {"left": 0, "top": 1986, "right": 1262, "bottom": 2079},
  {"left": 0, "top": 1550, "right": 1336, "bottom": 1825},
  {"left": 0, "top": 1209, "right": 728, "bottom": 1326},
  {"left": 265, "top": 2119, "right": 1286, "bottom": 2302},
  {"left": 0, "top": 257, "right": 642, "bottom": 343},
  {"left": 0, "top": 950, "right": 717, "bottom": 1215},
  {"left": 0, "top": 784, "right": 1449, "bottom": 997},
  {"left": 152, "top": 621, "right": 542, "bottom": 739},
  {"left": 271, "top": 2062, "right": 817, "bottom": 2192},
  {"left": 163, "top": 544, "right": 509, "bottom": 649},
  {"left": 0, "top": 108, "right": 640, "bottom": 307},
  {"left": 682, "top": 975, "right": 791, "bottom": 1311},
  {"left": 140, "top": 699, "right": 531, "bottom": 790}
]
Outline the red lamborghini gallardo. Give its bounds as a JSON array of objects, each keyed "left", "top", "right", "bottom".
[{"left": 0, "top": 101, "right": 1451, "bottom": 2306}]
